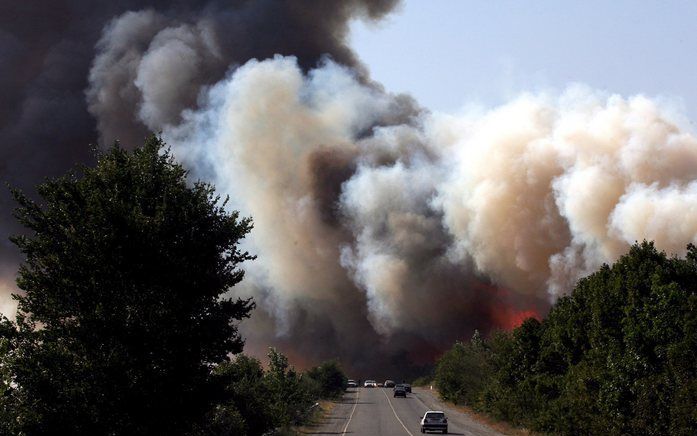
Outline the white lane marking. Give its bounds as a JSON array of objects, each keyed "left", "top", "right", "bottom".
[
  {"left": 382, "top": 388, "right": 415, "bottom": 436},
  {"left": 342, "top": 388, "right": 360, "bottom": 435}
]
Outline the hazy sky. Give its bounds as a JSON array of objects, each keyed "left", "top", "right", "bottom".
[{"left": 350, "top": 0, "right": 697, "bottom": 123}]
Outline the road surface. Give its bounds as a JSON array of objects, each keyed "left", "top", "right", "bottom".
[{"left": 301, "top": 387, "right": 505, "bottom": 436}]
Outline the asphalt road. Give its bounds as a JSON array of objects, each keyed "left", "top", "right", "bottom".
[{"left": 302, "top": 387, "right": 505, "bottom": 436}]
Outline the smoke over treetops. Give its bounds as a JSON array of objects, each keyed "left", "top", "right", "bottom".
[{"left": 3, "top": 1, "right": 697, "bottom": 374}]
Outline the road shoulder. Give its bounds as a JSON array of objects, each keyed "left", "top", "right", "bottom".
[
  {"left": 295, "top": 388, "right": 359, "bottom": 435},
  {"left": 412, "top": 387, "right": 507, "bottom": 436}
]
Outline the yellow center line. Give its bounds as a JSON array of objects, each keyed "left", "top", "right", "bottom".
[{"left": 382, "top": 388, "right": 415, "bottom": 436}]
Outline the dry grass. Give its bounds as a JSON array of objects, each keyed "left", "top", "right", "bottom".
[{"left": 289, "top": 400, "right": 337, "bottom": 435}]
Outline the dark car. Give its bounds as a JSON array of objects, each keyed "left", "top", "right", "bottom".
[
  {"left": 420, "top": 411, "right": 447, "bottom": 434},
  {"left": 404, "top": 383, "right": 412, "bottom": 393},
  {"left": 384, "top": 380, "right": 395, "bottom": 388},
  {"left": 393, "top": 385, "right": 407, "bottom": 397}
]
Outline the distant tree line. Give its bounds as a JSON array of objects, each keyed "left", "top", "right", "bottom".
[
  {"left": 0, "top": 137, "right": 346, "bottom": 435},
  {"left": 434, "top": 241, "right": 697, "bottom": 435}
]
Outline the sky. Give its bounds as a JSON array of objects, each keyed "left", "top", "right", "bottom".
[{"left": 350, "top": 0, "right": 697, "bottom": 123}]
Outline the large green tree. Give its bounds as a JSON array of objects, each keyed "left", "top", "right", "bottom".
[
  {"left": 439, "top": 241, "right": 697, "bottom": 435},
  {"left": 1, "top": 136, "right": 255, "bottom": 435}
]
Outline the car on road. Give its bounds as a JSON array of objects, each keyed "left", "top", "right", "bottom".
[
  {"left": 393, "top": 385, "right": 407, "bottom": 397},
  {"left": 420, "top": 410, "right": 448, "bottom": 434},
  {"left": 364, "top": 380, "right": 377, "bottom": 388},
  {"left": 404, "top": 383, "right": 412, "bottom": 393},
  {"left": 347, "top": 379, "right": 357, "bottom": 388},
  {"left": 384, "top": 379, "right": 395, "bottom": 388}
]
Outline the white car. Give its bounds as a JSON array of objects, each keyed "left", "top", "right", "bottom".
[
  {"left": 364, "top": 380, "right": 377, "bottom": 388},
  {"left": 347, "top": 379, "right": 358, "bottom": 388},
  {"left": 420, "top": 410, "right": 448, "bottom": 434}
]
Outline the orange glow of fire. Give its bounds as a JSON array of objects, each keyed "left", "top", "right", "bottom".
[
  {"left": 493, "top": 307, "right": 540, "bottom": 330},
  {"left": 482, "top": 282, "right": 542, "bottom": 330}
]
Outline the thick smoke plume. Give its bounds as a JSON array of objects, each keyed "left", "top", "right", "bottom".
[
  {"left": 0, "top": 0, "right": 399, "bottom": 323},
  {"left": 162, "top": 58, "right": 697, "bottom": 373},
  {"left": 3, "top": 1, "right": 697, "bottom": 375}
]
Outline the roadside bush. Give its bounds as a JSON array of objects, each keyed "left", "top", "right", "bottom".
[
  {"left": 305, "top": 360, "right": 347, "bottom": 399},
  {"left": 435, "top": 330, "right": 491, "bottom": 406},
  {"left": 411, "top": 374, "right": 434, "bottom": 387},
  {"left": 436, "top": 241, "right": 697, "bottom": 435},
  {"left": 265, "top": 348, "right": 316, "bottom": 427},
  {"left": 199, "top": 349, "right": 324, "bottom": 435},
  {"left": 189, "top": 405, "right": 246, "bottom": 436},
  {"left": 209, "top": 355, "right": 274, "bottom": 436}
]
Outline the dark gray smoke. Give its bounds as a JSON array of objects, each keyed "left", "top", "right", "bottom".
[
  {"left": 0, "top": 0, "right": 401, "bottom": 323},
  {"left": 85, "top": 0, "right": 403, "bottom": 146}
]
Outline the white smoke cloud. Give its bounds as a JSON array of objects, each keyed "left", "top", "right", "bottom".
[
  {"left": 165, "top": 56, "right": 413, "bottom": 341},
  {"left": 157, "top": 59, "right": 697, "bottom": 342},
  {"left": 610, "top": 182, "right": 697, "bottom": 253},
  {"left": 437, "top": 89, "right": 697, "bottom": 297}
]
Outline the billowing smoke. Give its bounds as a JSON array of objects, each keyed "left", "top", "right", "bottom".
[
  {"left": 3, "top": 1, "right": 697, "bottom": 375},
  {"left": 161, "top": 57, "right": 697, "bottom": 373},
  {"left": 0, "top": 0, "right": 400, "bottom": 324},
  {"left": 86, "top": 0, "right": 402, "bottom": 147},
  {"left": 159, "top": 57, "right": 522, "bottom": 373}
]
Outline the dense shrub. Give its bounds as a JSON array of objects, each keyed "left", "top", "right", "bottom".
[
  {"left": 435, "top": 242, "right": 697, "bottom": 435},
  {"left": 208, "top": 354, "right": 275, "bottom": 436},
  {"left": 197, "top": 349, "right": 348, "bottom": 435},
  {"left": 306, "top": 360, "right": 348, "bottom": 399},
  {"left": 435, "top": 331, "right": 491, "bottom": 406}
]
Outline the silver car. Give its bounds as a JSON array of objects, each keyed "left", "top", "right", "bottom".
[{"left": 420, "top": 410, "right": 448, "bottom": 434}]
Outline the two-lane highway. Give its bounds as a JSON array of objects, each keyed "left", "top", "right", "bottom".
[{"left": 303, "top": 386, "right": 504, "bottom": 436}]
